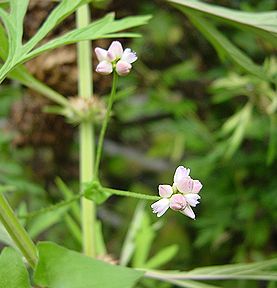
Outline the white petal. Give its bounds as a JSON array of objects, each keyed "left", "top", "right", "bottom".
[
  {"left": 151, "top": 198, "right": 170, "bottom": 217},
  {"left": 121, "top": 48, "right": 137, "bottom": 63},
  {"left": 170, "top": 193, "right": 187, "bottom": 211},
  {"left": 115, "top": 60, "right": 132, "bottom": 76},
  {"left": 180, "top": 206, "right": 195, "bottom": 219},
  {"left": 173, "top": 166, "right": 190, "bottom": 184},
  {"left": 192, "top": 180, "right": 203, "bottom": 193},
  {"left": 95, "top": 47, "right": 108, "bottom": 62},
  {"left": 158, "top": 185, "right": 173, "bottom": 198},
  {"left": 108, "top": 41, "right": 123, "bottom": 60},
  {"left": 184, "top": 193, "right": 200, "bottom": 207},
  {"left": 157, "top": 205, "right": 170, "bottom": 217},
  {"left": 95, "top": 61, "right": 113, "bottom": 75},
  {"left": 175, "top": 177, "right": 193, "bottom": 193}
]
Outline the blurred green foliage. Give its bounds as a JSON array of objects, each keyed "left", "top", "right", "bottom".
[{"left": 0, "top": 0, "right": 276, "bottom": 287}]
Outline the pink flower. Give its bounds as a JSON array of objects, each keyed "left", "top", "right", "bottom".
[
  {"left": 151, "top": 185, "right": 173, "bottom": 217},
  {"left": 170, "top": 194, "right": 187, "bottom": 211},
  {"left": 151, "top": 166, "right": 203, "bottom": 219},
  {"left": 95, "top": 41, "right": 137, "bottom": 76}
]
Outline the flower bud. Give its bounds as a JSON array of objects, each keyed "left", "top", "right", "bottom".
[
  {"left": 169, "top": 194, "right": 187, "bottom": 211},
  {"left": 115, "top": 60, "right": 132, "bottom": 76},
  {"left": 192, "top": 180, "right": 202, "bottom": 193},
  {"left": 67, "top": 96, "right": 106, "bottom": 124},
  {"left": 96, "top": 61, "right": 113, "bottom": 75}
]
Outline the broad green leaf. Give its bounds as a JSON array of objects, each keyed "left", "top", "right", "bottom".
[
  {"left": 34, "top": 242, "right": 144, "bottom": 288},
  {"left": 186, "top": 14, "right": 270, "bottom": 82},
  {"left": 22, "top": 0, "right": 90, "bottom": 54},
  {"left": 22, "top": 15, "right": 151, "bottom": 62},
  {"left": 0, "top": 247, "right": 31, "bottom": 288},
  {"left": 168, "top": 0, "right": 277, "bottom": 45},
  {"left": 9, "top": 0, "right": 29, "bottom": 51},
  {"left": 144, "top": 245, "right": 179, "bottom": 269}
]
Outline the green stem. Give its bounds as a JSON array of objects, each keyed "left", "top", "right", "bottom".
[
  {"left": 0, "top": 193, "right": 37, "bottom": 269},
  {"left": 18, "top": 187, "right": 159, "bottom": 221},
  {"left": 76, "top": 4, "right": 96, "bottom": 257},
  {"left": 103, "top": 187, "right": 160, "bottom": 201},
  {"left": 94, "top": 72, "right": 118, "bottom": 180},
  {"left": 18, "top": 194, "right": 83, "bottom": 220}
]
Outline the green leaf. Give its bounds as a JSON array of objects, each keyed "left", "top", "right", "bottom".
[
  {"left": 0, "top": 223, "right": 14, "bottom": 247},
  {"left": 144, "top": 245, "right": 179, "bottom": 269},
  {"left": 95, "top": 220, "right": 107, "bottom": 255},
  {"left": 0, "top": 27, "right": 68, "bottom": 106},
  {"left": 267, "top": 115, "right": 277, "bottom": 165},
  {"left": 146, "top": 260, "right": 277, "bottom": 282},
  {"left": 224, "top": 103, "right": 253, "bottom": 158},
  {"left": 22, "top": 0, "right": 90, "bottom": 54},
  {"left": 84, "top": 181, "right": 111, "bottom": 204},
  {"left": 0, "top": 247, "right": 31, "bottom": 288},
  {"left": 0, "top": 0, "right": 28, "bottom": 61},
  {"left": 0, "top": 23, "right": 8, "bottom": 59},
  {"left": 120, "top": 201, "right": 145, "bottom": 266},
  {"left": 34, "top": 242, "right": 144, "bottom": 288},
  {"left": 9, "top": 0, "right": 29, "bottom": 51},
  {"left": 28, "top": 206, "right": 69, "bottom": 238},
  {"left": 64, "top": 214, "right": 82, "bottom": 245},
  {"left": 168, "top": 0, "right": 277, "bottom": 45},
  {"left": 186, "top": 14, "right": 270, "bottom": 82},
  {"left": 55, "top": 177, "right": 80, "bottom": 222},
  {"left": 132, "top": 214, "right": 156, "bottom": 267},
  {"left": 0, "top": 10, "right": 150, "bottom": 83},
  {"left": 22, "top": 14, "right": 151, "bottom": 62}
]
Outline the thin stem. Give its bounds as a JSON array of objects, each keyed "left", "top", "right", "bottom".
[
  {"left": 76, "top": 4, "right": 96, "bottom": 257},
  {"left": 144, "top": 270, "right": 277, "bottom": 281},
  {"left": 103, "top": 187, "right": 160, "bottom": 201},
  {"left": 0, "top": 193, "right": 37, "bottom": 269},
  {"left": 94, "top": 72, "right": 118, "bottom": 180},
  {"left": 18, "top": 194, "right": 83, "bottom": 219},
  {"left": 18, "top": 186, "right": 159, "bottom": 221}
]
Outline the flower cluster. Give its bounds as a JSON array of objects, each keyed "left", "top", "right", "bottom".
[
  {"left": 95, "top": 41, "right": 137, "bottom": 76},
  {"left": 66, "top": 96, "right": 106, "bottom": 124},
  {"left": 151, "top": 166, "right": 202, "bottom": 219}
]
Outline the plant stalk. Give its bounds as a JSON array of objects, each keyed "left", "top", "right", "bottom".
[
  {"left": 94, "top": 72, "right": 118, "bottom": 179},
  {"left": 103, "top": 187, "right": 160, "bottom": 201},
  {"left": 76, "top": 4, "right": 96, "bottom": 257},
  {"left": 0, "top": 193, "right": 37, "bottom": 269}
]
